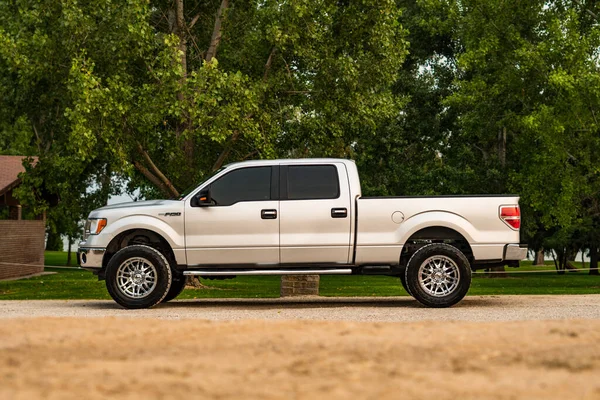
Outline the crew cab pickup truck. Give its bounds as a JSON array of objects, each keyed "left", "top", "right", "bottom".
[{"left": 78, "top": 158, "right": 527, "bottom": 309}]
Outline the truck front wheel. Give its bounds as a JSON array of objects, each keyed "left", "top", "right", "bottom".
[
  {"left": 161, "top": 273, "right": 187, "bottom": 303},
  {"left": 105, "top": 245, "right": 172, "bottom": 309},
  {"left": 405, "top": 243, "right": 471, "bottom": 308}
]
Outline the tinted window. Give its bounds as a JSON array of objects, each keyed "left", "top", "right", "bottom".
[
  {"left": 210, "top": 167, "right": 271, "bottom": 206},
  {"left": 287, "top": 165, "right": 339, "bottom": 200}
]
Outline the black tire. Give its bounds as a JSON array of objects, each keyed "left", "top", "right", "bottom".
[
  {"left": 105, "top": 245, "right": 172, "bottom": 309},
  {"left": 405, "top": 243, "right": 471, "bottom": 308},
  {"left": 161, "top": 272, "right": 187, "bottom": 303},
  {"left": 399, "top": 266, "right": 412, "bottom": 296}
]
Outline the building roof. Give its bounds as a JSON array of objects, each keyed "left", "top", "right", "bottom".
[{"left": 0, "top": 155, "right": 37, "bottom": 196}]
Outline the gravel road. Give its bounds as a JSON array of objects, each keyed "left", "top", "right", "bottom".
[{"left": 1, "top": 294, "right": 600, "bottom": 321}]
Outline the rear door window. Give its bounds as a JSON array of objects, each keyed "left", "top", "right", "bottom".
[{"left": 287, "top": 165, "right": 339, "bottom": 200}]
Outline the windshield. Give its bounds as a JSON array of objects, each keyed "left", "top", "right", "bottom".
[{"left": 175, "top": 167, "right": 226, "bottom": 200}]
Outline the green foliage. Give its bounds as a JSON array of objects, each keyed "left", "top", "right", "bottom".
[
  {"left": 45, "top": 230, "right": 63, "bottom": 252},
  {"left": 1, "top": 0, "right": 600, "bottom": 260},
  {"left": 381, "top": 0, "right": 600, "bottom": 257},
  {"left": 0, "top": 0, "right": 407, "bottom": 233},
  {"left": 59, "top": 0, "right": 408, "bottom": 196}
]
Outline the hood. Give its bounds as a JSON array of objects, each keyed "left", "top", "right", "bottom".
[
  {"left": 88, "top": 199, "right": 185, "bottom": 220},
  {"left": 96, "top": 200, "right": 178, "bottom": 211}
]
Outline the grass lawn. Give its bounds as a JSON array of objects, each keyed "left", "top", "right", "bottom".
[
  {"left": 44, "top": 250, "right": 79, "bottom": 266},
  {"left": 0, "top": 252, "right": 598, "bottom": 300}
]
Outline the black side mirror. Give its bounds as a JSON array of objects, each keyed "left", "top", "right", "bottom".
[{"left": 192, "top": 188, "right": 212, "bottom": 207}]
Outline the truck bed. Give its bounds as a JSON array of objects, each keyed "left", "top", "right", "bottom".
[{"left": 354, "top": 195, "right": 521, "bottom": 264}]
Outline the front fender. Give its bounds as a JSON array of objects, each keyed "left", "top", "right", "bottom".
[{"left": 102, "top": 215, "right": 185, "bottom": 250}]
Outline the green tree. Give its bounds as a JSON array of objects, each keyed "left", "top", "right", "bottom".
[
  {"left": 435, "top": 0, "right": 600, "bottom": 271},
  {"left": 62, "top": 0, "right": 407, "bottom": 199}
]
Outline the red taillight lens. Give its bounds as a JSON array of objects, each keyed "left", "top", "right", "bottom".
[{"left": 500, "top": 206, "right": 520, "bottom": 229}]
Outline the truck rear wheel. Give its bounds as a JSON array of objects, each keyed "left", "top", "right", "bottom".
[
  {"left": 399, "top": 267, "right": 412, "bottom": 296},
  {"left": 105, "top": 245, "right": 172, "bottom": 309},
  {"left": 405, "top": 243, "right": 471, "bottom": 308}
]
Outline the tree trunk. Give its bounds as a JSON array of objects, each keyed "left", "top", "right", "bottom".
[
  {"left": 552, "top": 249, "right": 566, "bottom": 275},
  {"left": 487, "top": 266, "right": 506, "bottom": 277},
  {"left": 557, "top": 248, "right": 566, "bottom": 275},
  {"left": 206, "top": 0, "right": 229, "bottom": 62},
  {"left": 67, "top": 236, "right": 72, "bottom": 266},
  {"left": 590, "top": 246, "right": 599, "bottom": 275},
  {"left": 101, "top": 164, "right": 111, "bottom": 206},
  {"left": 565, "top": 249, "right": 578, "bottom": 271},
  {"left": 533, "top": 249, "right": 545, "bottom": 265},
  {"left": 185, "top": 276, "right": 210, "bottom": 288},
  {"left": 173, "top": 0, "right": 194, "bottom": 181},
  {"left": 498, "top": 126, "right": 506, "bottom": 167}
]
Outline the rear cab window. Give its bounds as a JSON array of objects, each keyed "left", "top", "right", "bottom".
[{"left": 286, "top": 165, "right": 340, "bottom": 200}]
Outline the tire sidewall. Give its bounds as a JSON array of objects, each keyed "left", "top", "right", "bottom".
[
  {"left": 105, "top": 245, "right": 172, "bottom": 309},
  {"left": 405, "top": 243, "right": 471, "bottom": 308},
  {"left": 398, "top": 266, "right": 412, "bottom": 297},
  {"left": 161, "top": 272, "right": 187, "bottom": 303}
]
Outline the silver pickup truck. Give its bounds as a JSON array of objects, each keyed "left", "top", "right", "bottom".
[{"left": 79, "top": 158, "right": 526, "bottom": 309}]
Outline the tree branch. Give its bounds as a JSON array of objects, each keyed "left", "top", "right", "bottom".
[
  {"left": 285, "top": 90, "right": 315, "bottom": 94},
  {"left": 188, "top": 12, "right": 201, "bottom": 30},
  {"left": 136, "top": 143, "right": 180, "bottom": 197},
  {"left": 473, "top": 144, "right": 489, "bottom": 161},
  {"left": 242, "top": 150, "right": 259, "bottom": 160},
  {"left": 31, "top": 122, "right": 42, "bottom": 152},
  {"left": 263, "top": 46, "right": 276, "bottom": 81},
  {"left": 573, "top": 0, "right": 599, "bottom": 21},
  {"left": 206, "top": 0, "right": 229, "bottom": 62},
  {"left": 133, "top": 161, "right": 171, "bottom": 198},
  {"left": 211, "top": 130, "right": 240, "bottom": 172}
]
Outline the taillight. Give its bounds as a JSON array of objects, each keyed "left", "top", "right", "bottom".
[{"left": 500, "top": 205, "right": 520, "bottom": 230}]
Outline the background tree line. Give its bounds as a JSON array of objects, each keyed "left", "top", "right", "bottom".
[{"left": 1, "top": 0, "right": 599, "bottom": 272}]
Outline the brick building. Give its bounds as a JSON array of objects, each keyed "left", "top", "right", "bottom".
[{"left": 0, "top": 155, "right": 45, "bottom": 280}]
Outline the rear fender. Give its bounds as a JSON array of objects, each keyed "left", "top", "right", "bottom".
[{"left": 397, "top": 211, "right": 476, "bottom": 244}]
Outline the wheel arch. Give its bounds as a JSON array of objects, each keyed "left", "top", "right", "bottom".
[
  {"left": 401, "top": 226, "right": 474, "bottom": 267},
  {"left": 103, "top": 229, "right": 177, "bottom": 270}
]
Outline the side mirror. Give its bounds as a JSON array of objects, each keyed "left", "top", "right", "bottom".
[{"left": 192, "top": 188, "right": 212, "bottom": 207}]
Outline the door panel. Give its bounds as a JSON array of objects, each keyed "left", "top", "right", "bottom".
[
  {"left": 185, "top": 166, "right": 279, "bottom": 266},
  {"left": 185, "top": 201, "right": 279, "bottom": 265},
  {"left": 279, "top": 163, "right": 352, "bottom": 264}
]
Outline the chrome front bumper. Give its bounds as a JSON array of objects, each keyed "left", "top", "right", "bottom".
[
  {"left": 504, "top": 244, "right": 528, "bottom": 261},
  {"left": 78, "top": 247, "right": 106, "bottom": 269}
]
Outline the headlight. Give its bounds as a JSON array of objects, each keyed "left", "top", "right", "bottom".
[{"left": 85, "top": 218, "right": 107, "bottom": 235}]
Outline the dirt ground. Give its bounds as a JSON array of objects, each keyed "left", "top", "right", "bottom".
[{"left": 1, "top": 317, "right": 600, "bottom": 400}]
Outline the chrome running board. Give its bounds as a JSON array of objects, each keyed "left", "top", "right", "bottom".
[{"left": 183, "top": 268, "right": 353, "bottom": 276}]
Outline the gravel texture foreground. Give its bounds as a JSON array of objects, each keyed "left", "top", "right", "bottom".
[
  {"left": 2, "top": 296, "right": 600, "bottom": 399},
  {"left": 1, "top": 294, "right": 600, "bottom": 321},
  {"left": 1, "top": 317, "right": 600, "bottom": 400}
]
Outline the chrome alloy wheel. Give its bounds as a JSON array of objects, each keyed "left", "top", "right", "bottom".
[
  {"left": 417, "top": 255, "right": 460, "bottom": 297},
  {"left": 116, "top": 257, "right": 158, "bottom": 299}
]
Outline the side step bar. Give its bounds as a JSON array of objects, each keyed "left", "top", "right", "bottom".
[{"left": 183, "top": 269, "right": 353, "bottom": 276}]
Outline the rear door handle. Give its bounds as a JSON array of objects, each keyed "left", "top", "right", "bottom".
[
  {"left": 331, "top": 208, "right": 348, "bottom": 218},
  {"left": 261, "top": 209, "right": 277, "bottom": 219}
]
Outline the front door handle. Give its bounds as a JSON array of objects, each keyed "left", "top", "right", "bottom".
[
  {"left": 331, "top": 208, "right": 348, "bottom": 218},
  {"left": 261, "top": 209, "right": 277, "bottom": 219}
]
